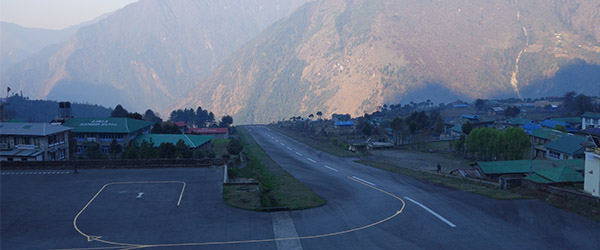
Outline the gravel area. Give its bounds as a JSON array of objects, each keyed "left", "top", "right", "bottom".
[{"left": 362, "top": 149, "right": 470, "bottom": 173}]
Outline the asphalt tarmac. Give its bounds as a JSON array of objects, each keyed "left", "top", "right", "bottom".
[
  {"left": 1, "top": 125, "right": 599, "bottom": 250},
  {"left": 247, "top": 125, "right": 600, "bottom": 250}
]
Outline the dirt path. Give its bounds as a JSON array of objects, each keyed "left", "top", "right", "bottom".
[{"left": 362, "top": 149, "right": 470, "bottom": 173}]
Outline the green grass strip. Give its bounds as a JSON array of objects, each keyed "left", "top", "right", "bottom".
[{"left": 226, "top": 127, "right": 326, "bottom": 210}]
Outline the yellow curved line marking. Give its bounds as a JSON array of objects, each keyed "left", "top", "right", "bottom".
[
  {"left": 73, "top": 181, "right": 187, "bottom": 248},
  {"left": 68, "top": 178, "right": 404, "bottom": 249}
]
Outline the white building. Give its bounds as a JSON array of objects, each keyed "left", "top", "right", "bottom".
[
  {"left": 0, "top": 123, "right": 72, "bottom": 161},
  {"left": 582, "top": 112, "right": 600, "bottom": 130},
  {"left": 584, "top": 150, "right": 600, "bottom": 197}
]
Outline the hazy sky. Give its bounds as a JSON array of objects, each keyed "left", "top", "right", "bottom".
[{"left": 0, "top": 0, "right": 138, "bottom": 30}]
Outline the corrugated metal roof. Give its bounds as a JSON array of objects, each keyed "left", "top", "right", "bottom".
[
  {"left": 582, "top": 112, "right": 600, "bottom": 119},
  {"left": 136, "top": 134, "right": 212, "bottom": 148},
  {"left": 523, "top": 174, "right": 553, "bottom": 183},
  {"left": 0, "top": 122, "right": 72, "bottom": 136},
  {"left": 532, "top": 128, "right": 565, "bottom": 140},
  {"left": 536, "top": 166, "right": 583, "bottom": 183},
  {"left": 477, "top": 159, "right": 584, "bottom": 175},
  {"left": 63, "top": 118, "right": 154, "bottom": 134},
  {"left": 187, "top": 128, "right": 228, "bottom": 134},
  {"left": 545, "top": 135, "right": 586, "bottom": 155},
  {"left": 0, "top": 149, "right": 43, "bottom": 157}
]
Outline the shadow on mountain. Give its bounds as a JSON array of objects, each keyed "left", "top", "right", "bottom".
[
  {"left": 392, "top": 81, "right": 466, "bottom": 105},
  {"left": 520, "top": 59, "right": 600, "bottom": 98},
  {"left": 47, "top": 80, "right": 130, "bottom": 109}
]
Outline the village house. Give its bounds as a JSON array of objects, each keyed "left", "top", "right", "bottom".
[
  {"left": 0, "top": 122, "right": 72, "bottom": 161},
  {"left": 63, "top": 118, "right": 154, "bottom": 155},
  {"left": 136, "top": 134, "right": 213, "bottom": 150},
  {"left": 186, "top": 127, "right": 229, "bottom": 139},
  {"left": 582, "top": 112, "right": 600, "bottom": 129}
]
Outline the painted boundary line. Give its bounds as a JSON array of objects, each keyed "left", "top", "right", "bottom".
[
  {"left": 403, "top": 197, "right": 456, "bottom": 228},
  {"left": 55, "top": 178, "right": 405, "bottom": 250},
  {"left": 350, "top": 176, "right": 376, "bottom": 186},
  {"left": 1, "top": 171, "right": 71, "bottom": 175},
  {"left": 323, "top": 165, "right": 339, "bottom": 172}
]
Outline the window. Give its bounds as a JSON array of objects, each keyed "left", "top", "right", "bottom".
[
  {"left": 549, "top": 151, "right": 561, "bottom": 159},
  {"left": 7, "top": 157, "right": 13, "bottom": 161},
  {"left": 21, "top": 157, "right": 27, "bottom": 161},
  {"left": 77, "top": 146, "right": 84, "bottom": 154},
  {"left": 102, "top": 146, "right": 109, "bottom": 154}
]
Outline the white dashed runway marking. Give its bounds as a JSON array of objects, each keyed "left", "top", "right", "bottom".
[{"left": 1, "top": 171, "right": 71, "bottom": 176}]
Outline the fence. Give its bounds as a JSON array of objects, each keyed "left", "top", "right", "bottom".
[{"left": 0, "top": 158, "right": 226, "bottom": 170}]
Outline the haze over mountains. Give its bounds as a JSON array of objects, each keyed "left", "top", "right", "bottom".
[
  {"left": 2, "top": 0, "right": 600, "bottom": 124},
  {"left": 1, "top": 0, "right": 308, "bottom": 113}
]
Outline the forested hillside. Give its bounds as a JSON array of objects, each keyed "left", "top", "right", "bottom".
[{"left": 2, "top": 95, "right": 111, "bottom": 122}]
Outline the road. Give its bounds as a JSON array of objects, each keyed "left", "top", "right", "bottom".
[{"left": 247, "top": 125, "right": 600, "bottom": 249}]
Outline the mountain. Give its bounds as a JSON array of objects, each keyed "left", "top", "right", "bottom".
[
  {"left": 1, "top": 0, "right": 308, "bottom": 113},
  {"left": 0, "top": 14, "right": 111, "bottom": 69},
  {"left": 175, "top": 0, "right": 600, "bottom": 124}
]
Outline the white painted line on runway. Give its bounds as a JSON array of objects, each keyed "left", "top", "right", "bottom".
[
  {"left": 307, "top": 158, "right": 317, "bottom": 163},
  {"left": 287, "top": 147, "right": 292, "bottom": 150},
  {"left": 404, "top": 196, "right": 456, "bottom": 228},
  {"left": 295, "top": 152, "right": 303, "bottom": 156},
  {"left": 350, "top": 176, "right": 376, "bottom": 186},
  {"left": 280, "top": 143, "right": 285, "bottom": 146},
  {"left": 324, "top": 165, "right": 339, "bottom": 172}
]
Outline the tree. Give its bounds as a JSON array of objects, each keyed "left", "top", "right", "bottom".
[
  {"left": 474, "top": 99, "right": 486, "bottom": 110},
  {"left": 504, "top": 106, "right": 520, "bottom": 118},
  {"left": 461, "top": 121, "right": 473, "bottom": 135},
  {"left": 157, "top": 142, "right": 177, "bottom": 159},
  {"left": 109, "top": 139, "right": 122, "bottom": 158},
  {"left": 391, "top": 117, "right": 405, "bottom": 145},
  {"left": 144, "top": 109, "right": 163, "bottom": 123},
  {"left": 554, "top": 124, "right": 567, "bottom": 132},
  {"left": 151, "top": 122, "right": 181, "bottom": 134},
  {"left": 408, "top": 120, "right": 417, "bottom": 134},
  {"left": 362, "top": 123, "right": 373, "bottom": 136},
  {"left": 111, "top": 104, "right": 129, "bottom": 117},
  {"left": 139, "top": 140, "right": 157, "bottom": 159},
  {"left": 84, "top": 142, "right": 104, "bottom": 159},
  {"left": 219, "top": 115, "right": 233, "bottom": 127},
  {"left": 122, "top": 141, "right": 140, "bottom": 159},
  {"left": 175, "top": 140, "right": 192, "bottom": 158},
  {"left": 126, "top": 112, "right": 143, "bottom": 120},
  {"left": 316, "top": 111, "right": 323, "bottom": 120},
  {"left": 227, "top": 138, "right": 243, "bottom": 155}
]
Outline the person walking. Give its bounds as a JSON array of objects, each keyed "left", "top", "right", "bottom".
[{"left": 436, "top": 163, "right": 441, "bottom": 173}]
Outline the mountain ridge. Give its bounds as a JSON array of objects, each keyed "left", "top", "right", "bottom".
[{"left": 175, "top": 0, "right": 600, "bottom": 124}]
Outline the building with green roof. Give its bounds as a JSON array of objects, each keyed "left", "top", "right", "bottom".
[
  {"left": 544, "top": 135, "right": 586, "bottom": 160},
  {"left": 136, "top": 134, "right": 212, "bottom": 149},
  {"left": 524, "top": 166, "right": 583, "bottom": 184},
  {"left": 63, "top": 118, "right": 154, "bottom": 155},
  {"left": 476, "top": 159, "right": 584, "bottom": 180}
]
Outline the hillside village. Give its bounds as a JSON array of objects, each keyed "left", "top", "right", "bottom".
[{"left": 276, "top": 92, "right": 600, "bottom": 198}]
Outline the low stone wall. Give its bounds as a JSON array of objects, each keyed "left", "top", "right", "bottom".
[
  {"left": 522, "top": 180, "right": 600, "bottom": 205},
  {"left": 0, "top": 158, "right": 226, "bottom": 170}
]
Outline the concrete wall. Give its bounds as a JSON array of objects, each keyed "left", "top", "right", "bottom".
[
  {"left": 0, "top": 158, "right": 226, "bottom": 170},
  {"left": 584, "top": 152, "right": 600, "bottom": 197}
]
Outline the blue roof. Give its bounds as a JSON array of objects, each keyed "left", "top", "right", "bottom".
[
  {"left": 335, "top": 121, "right": 354, "bottom": 126},
  {"left": 522, "top": 122, "right": 542, "bottom": 134},
  {"left": 541, "top": 119, "right": 567, "bottom": 129}
]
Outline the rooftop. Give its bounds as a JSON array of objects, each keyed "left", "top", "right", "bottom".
[
  {"left": 187, "top": 127, "right": 228, "bottom": 134},
  {"left": 524, "top": 166, "right": 583, "bottom": 183},
  {"left": 532, "top": 128, "right": 565, "bottom": 141},
  {"left": 545, "top": 135, "right": 586, "bottom": 155},
  {"left": 582, "top": 112, "right": 600, "bottom": 119},
  {"left": 477, "top": 159, "right": 583, "bottom": 175},
  {"left": 0, "top": 122, "right": 72, "bottom": 136},
  {"left": 63, "top": 118, "right": 154, "bottom": 134},
  {"left": 136, "top": 134, "right": 212, "bottom": 148}
]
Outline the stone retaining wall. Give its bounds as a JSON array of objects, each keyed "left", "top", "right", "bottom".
[{"left": 522, "top": 180, "right": 600, "bottom": 205}]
